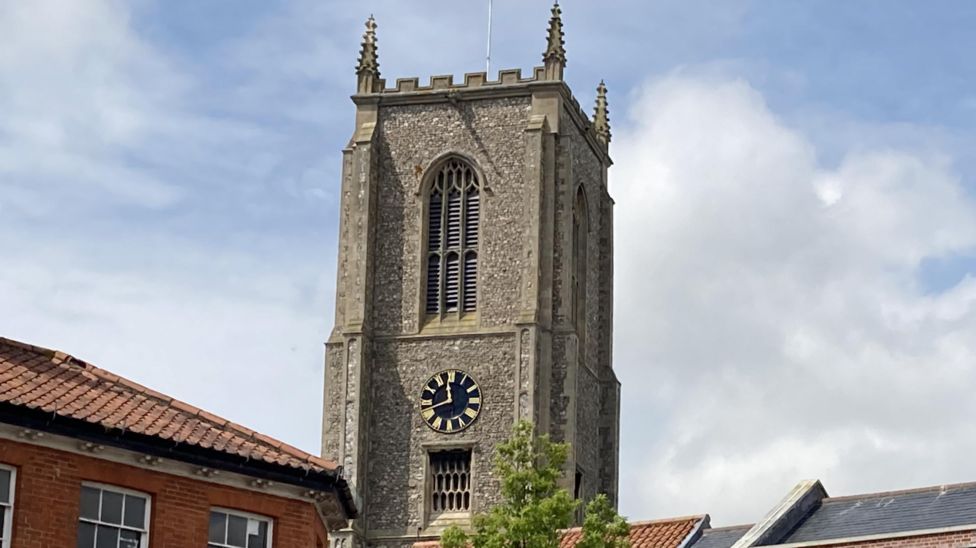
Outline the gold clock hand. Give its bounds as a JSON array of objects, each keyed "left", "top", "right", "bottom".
[{"left": 429, "top": 397, "right": 453, "bottom": 410}]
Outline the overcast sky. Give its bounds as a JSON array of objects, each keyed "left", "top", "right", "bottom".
[{"left": 2, "top": 0, "right": 976, "bottom": 526}]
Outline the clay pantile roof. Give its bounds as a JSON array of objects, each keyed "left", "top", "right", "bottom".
[
  {"left": 413, "top": 516, "right": 706, "bottom": 548},
  {"left": 0, "top": 337, "right": 340, "bottom": 475},
  {"left": 561, "top": 515, "right": 706, "bottom": 548}
]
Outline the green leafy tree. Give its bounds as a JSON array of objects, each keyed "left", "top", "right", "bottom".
[
  {"left": 442, "top": 523, "right": 473, "bottom": 548},
  {"left": 441, "top": 421, "right": 629, "bottom": 548},
  {"left": 576, "top": 495, "right": 630, "bottom": 548}
]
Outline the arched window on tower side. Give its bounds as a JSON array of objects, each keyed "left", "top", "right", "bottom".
[
  {"left": 425, "top": 158, "right": 481, "bottom": 318},
  {"left": 572, "top": 186, "right": 588, "bottom": 353}
]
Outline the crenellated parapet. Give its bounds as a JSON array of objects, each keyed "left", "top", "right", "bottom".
[
  {"left": 350, "top": 2, "right": 610, "bottom": 166},
  {"left": 378, "top": 67, "right": 545, "bottom": 94}
]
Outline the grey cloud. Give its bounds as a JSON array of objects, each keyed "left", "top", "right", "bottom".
[{"left": 613, "top": 76, "right": 976, "bottom": 524}]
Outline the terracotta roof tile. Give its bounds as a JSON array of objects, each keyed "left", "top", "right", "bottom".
[
  {"left": 561, "top": 516, "right": 705, "bottom": 548},
  {"left": 120, "top": 398, "right": 157, "bottom": 430},
  {"left": 0, "top": 337, "right": 340, "bottom": 475},
  {"left": 412, "top": 516, "right": 705, "bottom": 548},
  {"left": 212, "top": 430, "right": 237, "bottom": 453}
]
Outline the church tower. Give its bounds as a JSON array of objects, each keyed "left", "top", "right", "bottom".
[{"left": 322, "top": 5, "right": 619, "bottom": 547}]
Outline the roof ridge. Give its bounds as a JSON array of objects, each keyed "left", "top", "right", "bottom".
[
  {"left": 628, "top": 515, "right": 708, "bottom": 526},
  {"left": 0, "top": 337, "right": 67, "bottom": 362},
  {"left": 703, "top": 524, "right": 755, "bottom": 532},
  {"left": 560, "top": 514, "right": 704, "bottom": 535},
  {"left": 824, "top": 481, "right": 976, "bottom": 502}
]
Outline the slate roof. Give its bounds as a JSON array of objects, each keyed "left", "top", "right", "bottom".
[
  {"left": 0, "top": 337, "right": 341, "bottom": 476},
  {"left": 778, "top": 482, "right": 976, "bottom": 544},
  {"left": 560, "top": 515, "right": 705, "bottom": 548},
  {"left": 689, "top": 525, "right": 753, "bottom": 548}
]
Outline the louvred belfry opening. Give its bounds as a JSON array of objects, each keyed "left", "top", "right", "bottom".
[{"left": 425, "top": 158, "right": 481, "bottom": 317}]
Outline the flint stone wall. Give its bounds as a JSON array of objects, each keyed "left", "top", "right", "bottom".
[
  {"left": 371, "top": 97, "right": 532, "bottom": 334},
  {"left": 364, "top": 335, "right": 515, "bottom": 532}
]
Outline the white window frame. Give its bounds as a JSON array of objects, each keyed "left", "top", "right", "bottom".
[
  {"left": 208, "top": 507, "right": 274, "bottom": 548},
  {"left": 0, "top": 464, "right": 16, "bottom": 548},
  {"left": 78, "top": 482, "right": 151, "bottom": 548}
]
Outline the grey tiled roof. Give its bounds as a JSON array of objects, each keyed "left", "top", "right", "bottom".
[
  {"left": 690, "top": 525, "right": 752, "bottom": 548},
  {"left": 779, "top": 482, "right": 976, "bottom": 544}
]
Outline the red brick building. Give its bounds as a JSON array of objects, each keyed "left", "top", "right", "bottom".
[{"left": 0, "top": 337, "right": 357, "bottom": 547}]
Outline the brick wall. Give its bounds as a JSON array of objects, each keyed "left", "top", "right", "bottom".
[
  {"left": 817, "top": 530, "right": 976, "bottom": 548},
  {"left": 0, "top": 438, "right": 329, "bottom": 547}
]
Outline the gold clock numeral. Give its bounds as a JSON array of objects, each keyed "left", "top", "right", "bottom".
[
  {"left": 420, "top": 399, "right": 432, "bottom": 407},
  {"left": 432, "top": 417, "right": 444, "bottom": 430},
  {"left": 467, "top": 384, "right": 479, "bottom": 393},
  {"left": 445, "top": 419, "right": 454, "bottom": 432},
  {"left": 469, "top": 397, "right": 481, "bottom": 405},
  {"left": 447, "top": 370, "right": 456, "bottom": 383},
  {"left": 421, "top": 409, "right": 435, "bottom": 420},
  {"left": 435, "top": 375, "right": 445, "bottom": 387},
  {"left": 464, "top": 407, "right": 478, "bottom": 419},
  {"left": 460, "top": 373, "right": 468, "bottom": 386},
  {"left": 423, "top": 385, "right": 435, "bottom": 394}
]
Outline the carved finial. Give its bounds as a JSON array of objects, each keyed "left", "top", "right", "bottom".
[
  {"left": 542, "top": 1, "right": 566, "bottom": 81},
  {"left": 356, "top": 15, "right": 380, "bottom": 94},
  {"left": 593, "top": 80, "right": 611, "bottom": 145}
]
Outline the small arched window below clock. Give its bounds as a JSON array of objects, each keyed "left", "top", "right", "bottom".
[{"left": 425, "top": 157, "right": 481, "bottom": 317}]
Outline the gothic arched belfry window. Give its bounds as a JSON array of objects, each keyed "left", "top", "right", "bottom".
[
  {"left": 573, "top": 186, "right": 588, "bottom": 349},
  {"left": 425, "top": 157, "right": 481, "bottom": 317}
]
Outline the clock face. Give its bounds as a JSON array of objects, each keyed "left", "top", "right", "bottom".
[{"left": 419, "top": 369, "right": 482, "bottom": 433}]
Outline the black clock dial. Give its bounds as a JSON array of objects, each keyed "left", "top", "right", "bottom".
[{"left": 419, "top": 369, "right": 481, "bottom": 433}]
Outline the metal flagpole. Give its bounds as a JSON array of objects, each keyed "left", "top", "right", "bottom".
[{"left": 486, "top": 0, "right": 493, "bottom": 73}]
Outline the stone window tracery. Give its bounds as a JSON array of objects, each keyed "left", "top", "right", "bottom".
[{"left": 425, "top": 158, "right": 480, "bottom": 317}]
